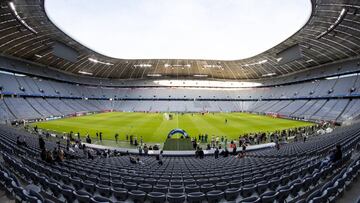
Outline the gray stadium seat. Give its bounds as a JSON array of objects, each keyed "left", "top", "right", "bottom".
[
  {"left": 167, "top": 193, "right": 186, "bottom": 203},
  {"left": 206, "top": 190, "right": 224, "bottom": 203},
  {"left": 187, "top": 192, "right": 206, "bottom": 203},
  {"left": 129, "top": 190, "right": 146, "bottom": 203},
  {"left": 147, "top": 192, "right": 166, "bottom": 203},
  {"left": 90, "top": 196, "right": 112, "bottom": 203},
  {"left": 74, "top": 190, "right": 91, "bottom": 203},
  {"left": 225, "top": 188, "right": 241, "bottom": 201}
]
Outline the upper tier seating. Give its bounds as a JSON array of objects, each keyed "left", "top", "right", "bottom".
[{"left": 1, "top": 73, "right": 359, "bottom": 99}]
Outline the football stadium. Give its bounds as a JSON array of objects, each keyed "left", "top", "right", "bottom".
[{"left": 1, "top": 0, "right": 360, "bottom": 202}]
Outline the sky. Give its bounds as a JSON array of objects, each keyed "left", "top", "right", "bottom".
[{"left": 45, "top": 0, "right": 312, "bottom": 60}]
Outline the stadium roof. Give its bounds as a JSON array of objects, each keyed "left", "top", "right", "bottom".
[{"left": 0, "top": 0, "right": 360, "bottom": 80}]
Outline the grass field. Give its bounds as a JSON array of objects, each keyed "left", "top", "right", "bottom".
[{"left": 31, "top": 112, "right": 314, "bottom": 144}]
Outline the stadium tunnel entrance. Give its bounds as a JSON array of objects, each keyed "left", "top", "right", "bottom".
[{"left": 167, "top": 129, "right": 190, "bottom": 139}]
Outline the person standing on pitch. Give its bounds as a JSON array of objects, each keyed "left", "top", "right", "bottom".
[
  {"left": 242, "top": 143, "right": 247, "bottom": 155},
  {"left": 115, "top": 133, "right": 119, "bottom": 143},
  {"left": 158, "top": 151, "right": 163, "bottom": 165},
  {"left": 138, "top": 146, "right": 143, "bottom": 155},
  {"left": 143, "top": 144, "right": 149, "bottom": 155},
  {"left": 214, "top": 147, "right": 219, "bottom": 159},
  {"left": 232, "top": 142, "right": 237, "bottom": 155},
  {"left": 134, "top": 136, "right": 138, "bottom": 146}
]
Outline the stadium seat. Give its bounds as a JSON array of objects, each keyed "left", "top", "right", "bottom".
[
  {"left": 74, "top": 190, "right": 92, "bottom": 203},
  {"left": 241, "top": 184, "right": 256, "bottom": 198},
  {"left": 99, "top": 178, "right": 110, "bottom": 186},
  {"left": 70, "top": 177, "right": 83, "bottom": 190},
  {"left": 268, "top": 177, "right": 280, "bottom": 191},
  {"left": 147, "top": 192, "right": 166, "bottom": 203},
  {"left": 280, "top": 175, "right": 290, "bottom": 186},
  {"left": 38, "top": 175, "right": 49, "bottom": 191},
  {"left": 60, "top": 174, "right": 71, "bottom": 184},
  {"left": 153, "top": 184, "right": 168, "bottom": 193},
  {"left": 256, "top": 181, "right": 269, "bottom": 195},
  {"left": 158, "top": 179, "right": 170, "bottom": 186},
  {"left": 220, "top": 175, "right": 232, "bottom": 183},
  {"left": 11, "top": 181, "right": 27, "bottom": 202},
  {"left": 185, "top": 184, "right": 200, "bottom": 193},
  {"left": 138, "top": 183, "right": 153, "bottom": 193},
  {"left": 215, "top": 182, "right": 229, "bottom": 191},
  {"left": 312, "top": 172, "right": 321, "bottom": 186},
  {"left": 60, "top": 185, "right": 75, "bottom": 202},
  {"left": 28, "top": 190, "right": 47, "bottom": 203},
  {"left": 111, "top": 179, "right": 123, "bottom": 188},
  {"left": 83, "top": 180, "right": 95, "bottom": 193},
  {"left": 225, "top": 188, "right": 241, "bottom": 201},
  {"left": 129, "top": 190, "right": 146, "bottom": 203},
  {"left": 242, "top": 178, "right": 253, "bottom": 186},
  {"left": 187, "top": 192, "right": 206, "bottom": 203},
  {"left": 112, "top": 187, "right": 128, "bottom": 201},
  {"left": 144, "top": 178, "right": 157, "bottom": 185},
  {"left": 97, "top": 184, "right": 111, "bottom": 197},
  {"left": 200, "top": 184, "right": 215, "bottom": 193},
  {"left": 196, "top": 178, "right": 208, "bottom": 186},
  {"left": 230, "top": 179, "right": 242, "bottom": 188},
  {"left": 306, "top": 189, "right": 324, "bottom": 203},
  {"left": 277, "top": 186, "right": 291, "bottom": 203},
  {"left": 289, "top": 180, "right": 302, "bottom": 197},
  {"left": 47, "top": 180, "right": 61, "bottom": 197},
  {"left": 261, "top": 191, "right": 278, "bottom": 203},
  {"left": 238, "top": 196, "right": 261, "bottom": 203},
  {"left": 169, "top": 185, "right": 184, "bottom": 193},
  {"left": 302, "top": 176, "right": 313, "bottom": 191},
  {"left": 208, "top": 177, "right": 220, "bottom": 185},
  {"left": 289, "top": 170, "right": 299, "bottom": 181},
  {"left": 326, "top": 182, "right": 339, "bottom": 203},
  {"left": 123, "top": 182, "right": 137, "bottom": 191},
  {"left": 23, "top": 192, "right": 41, "bottom": 203},
  {"left": 90, "top": 196, "right": 112, "bottom": 203},
  {"left": 206, "top": 190, "right": 224, "bottom": 203},
  {"left": 167, "top": 193, "right": 186, "bottom": 203},
  {"left": 183, "top": 179, "right": 195, "bottom": 186},
  {"left": 134, "top": 177, "right": 145, "bottom": 184},
  {"left": 170, "top": 179, "right": 183, "bottom": 186},
  {"left": 50, "top": 171, "right": 60, "bottom": 182}
]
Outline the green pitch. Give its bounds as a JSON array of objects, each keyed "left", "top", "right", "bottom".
[{"left": 31, "top": 112, "right": 313, "bottom": 143}]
